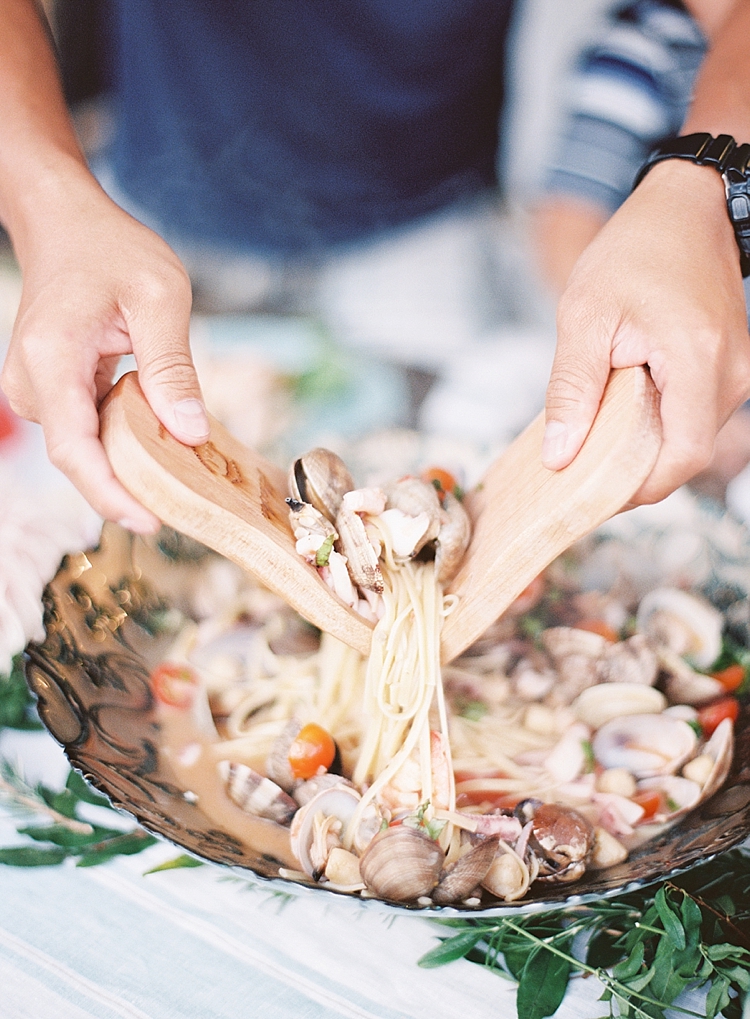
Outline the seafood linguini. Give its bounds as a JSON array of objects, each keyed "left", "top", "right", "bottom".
[{"left": 151, "top": 449, "right": 742, "bottom": 906}]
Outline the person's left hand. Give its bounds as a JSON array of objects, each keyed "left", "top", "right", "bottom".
[{"left": 541, "top": 158, "right": 750, "bottom": 505}]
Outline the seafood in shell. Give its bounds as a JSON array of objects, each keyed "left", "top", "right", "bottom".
[
  {"left": 636, "top": 588, "right": 723, "bottom": 669},
  {"left": 358, "top": 825, "right": 444, "bottom": 902},
  {"left": 524, "top": 802, "right": 593, "bottom": 883},
  {"left": 592, "top": 713, "right": 697, "bottom": 778},
  {"left": 289, "top": 448, "right": 355, "bottom": 521},
  {"left": 432, "top": 834, "right": 499, "bottom": 904},
  {"left": 220, "top": 762, "right": 297, "bottom": 824}
]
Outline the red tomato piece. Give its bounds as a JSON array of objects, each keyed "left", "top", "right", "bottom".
[
  {"left": 576, "top": 618, "right": 619, "bottom": 643},
  {"left": 631, "top": 789, "right": 663, "bottom": 821},
  {"left": 509, "top": 574, "right": 546, "bottom": 615},
  {"left": 697, "top": 697, "right": 740, "bottom": 737},
  {"left": 151, "top": 662, "right": 198, "bottom": 708},
  {"left": 710, "top": 663, "right": 745, "bottom": 693},
  {"left": 0, "top": 396, "right": 19, "bottom": 444},
  {"left": 287, "top": 722, "right": 336, "bottom": 779},
  {"left": 420, "top": 466, "right": 459, "bottom": 502}
]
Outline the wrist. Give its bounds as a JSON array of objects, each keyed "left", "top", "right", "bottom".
[
  {"left": 633, "top": 133, "right": 750, "bottom": 275},
  {"left": 2, "top": 153, "right": 106, "bottom": 268}
]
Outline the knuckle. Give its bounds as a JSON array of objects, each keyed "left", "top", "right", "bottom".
[
  {"left": 546, "top": 360, "right": 601, "bottom": 414},
  {"left": 131, "top": 262, "right": 191, "bottom": 308},
  {"left": 138, "top": 348, "right": 198, "bottom": 393}
]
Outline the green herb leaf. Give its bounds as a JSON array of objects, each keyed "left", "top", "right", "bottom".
[
  {"left": 613, "top": 941, "right": 645, "bottom": 980},
  {"left": 516, "top": 948, "right": 571, "bottom": 1019},
  {"left": 17, "top": 823, "right": 123, "bottom": 848},
  {"left": 654, "top": 887, "right": 686, "bottom": 950},
  {"left": 75, "top": 832, "right": 157, "bottom": 867},
  {"left": 0, "top": 656, "right": 42, "bottom": 732},
  {"left": 143, "top": 854, "right": 204, "bottom": 874},
  {"left": 315, "top": 534, "right": 335, "bottom": 567},
  {"left": 65, "top": 770, "right": 113, "bottom": 808},
  {"left": 0, "top": 845, "right": 69, "bottom": 867},
  {"left": 418, "top": 930, "right": 487, "bottom": 968},
  {"left": 459, "top": 700, "right": 488, "bottom": 721}
]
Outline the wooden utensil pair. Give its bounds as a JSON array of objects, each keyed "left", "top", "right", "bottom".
[{"left": 99, "top": 366, "right": 660, "bottom": 663}]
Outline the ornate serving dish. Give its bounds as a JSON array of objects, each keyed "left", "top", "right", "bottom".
[{"left": 26, "top": 490, "right": 750, "bottom": 916}]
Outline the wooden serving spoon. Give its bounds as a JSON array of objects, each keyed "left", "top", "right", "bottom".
[{"left": 99, "top": 366, "right": 660, "bottom": 663}]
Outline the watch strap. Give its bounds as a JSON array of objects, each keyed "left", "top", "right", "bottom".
[{"left": 633, "top": 132, "right": 750, "bottom": 277}]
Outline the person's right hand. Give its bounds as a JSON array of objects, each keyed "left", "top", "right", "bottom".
[{"left": 1, "top": 178, "right": 210, "bottom": 532}]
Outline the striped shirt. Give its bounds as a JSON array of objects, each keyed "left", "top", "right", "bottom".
[{"left": 544, "top": 0, "right": 707, "bottom": 213}]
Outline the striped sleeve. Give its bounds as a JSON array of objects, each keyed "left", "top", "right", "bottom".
[{"left": 543, "top": 0, "right": 707, "bottom": 213}]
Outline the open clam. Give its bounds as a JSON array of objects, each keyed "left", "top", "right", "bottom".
[
  {"left": 289, "top": 448, "right": 354, "bottom": 522},
  {"left": 592, "top": 713, "right": 697, "bottom": 778},
  {"left": 523, "top": 802, "right": 593, "bottom": 883},
  {"left": 636, "top": 588, "right": 723, "bottom": 670},
  {"left": 432, "top": 834, "right": 499, "bottom": 904},
  {"left": 290, "top": 783, "right": 374, "bottom": 879}
]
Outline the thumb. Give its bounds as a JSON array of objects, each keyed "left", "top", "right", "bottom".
[
  {"left": 125, "top": 272, "right": 210, "bottom": 446},
  {"left": 542, "top": 327, "right": 612, "bottom": 472}
]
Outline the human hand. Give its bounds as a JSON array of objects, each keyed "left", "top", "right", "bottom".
[
  {"left": 1, "top": 179, "right": 209, "bottom": 531},
  {"left": 541, "top": 159, "right": 750, "bottom": 505}
]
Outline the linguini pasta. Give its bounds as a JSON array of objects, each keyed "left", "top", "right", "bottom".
[{"left": 151, "top": 452, "right": 738, "bottom": 905}]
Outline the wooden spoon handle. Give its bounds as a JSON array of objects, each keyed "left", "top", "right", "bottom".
[
  {"left": 100, "top": 373, "right": 374, "bottom": 656},
  {"left": 441, "top": 366, "right": 661, "bottom": 663}
]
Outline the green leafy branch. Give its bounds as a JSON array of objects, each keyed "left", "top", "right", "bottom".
[
  {"left": 419, "top": 847, "right": 750, "bottom": 1019},
  {"left": 0, "top": 759, "right": 158, "bottom": 867},
  {"left": 0, "top": 655, "right": 42, "bottom": 733}
]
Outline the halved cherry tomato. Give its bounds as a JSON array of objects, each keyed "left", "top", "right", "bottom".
[
  {"left": 509, "top": 574, "right": 546, "bottom": 615},
  {"left": 150, "top": 662, "right": 198, "bottom": 708},
  {"left": 420, "top": 466, "right": 459, "bottom": 502},
  {"left": 697, "top": 697, "right": 740, "bottom": 737},
  {"left": 576, "top": 618, "right": 619, "bottom": 643},
  {"left": 631, "top": 789, "right": 663, "bottom": 821},
  {"left": 0, "top": 396, "right": 19, "bottom": 444},
  {"left": 287, "top": 722, "right": 336, "bottom": 779},
  {"left": 710, "top": 663, "right": 745, "bottom": 693}
]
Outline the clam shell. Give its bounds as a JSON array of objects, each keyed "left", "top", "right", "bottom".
[
  {"left": 432, "top": 835, "right": 499, "bottom": 904},
  {"left": 435, "top": 492, "right": 471, "bottom": 583},
  {"left": 384, "top": 478, "right": 441, "bottom": 555},
  {"left": 597, "top": 634, "right": 658, "bottom": 686},
  {"left": 660, "top": 648, "right": 725, "bottom": 706},
  {"left": 481, "top": 843, "right": 532, "bottom": 902},
  {"left": 220, "top": 762, "right": 297, "bottom": 824},
  {"left": 636, "top": 588, "right": 723, "bottom": 669},
  {"left": 335, "top": 504, "right": 384, "bottom": 593},
  {"left": 528, "top": 803, "right": 593, "bottom": 881},
  {"left": 573, "top": 682, "right": 666, "bottom": 730},
  {"left": 359, "top": 825, "right": 444, "bottom": 902},
  {"left": 592, "top": 713, "right": 697, "bottom": 778},
  {"left": 289, "top": 784, "right": 361, "bottom": 877},
  {"left": 290, "top": 448, "right": 354, "bottom": 522}
]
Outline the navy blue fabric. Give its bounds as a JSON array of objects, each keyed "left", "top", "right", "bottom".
[{"left": 104, "top": 0, "right": 513, "bottom": 255}]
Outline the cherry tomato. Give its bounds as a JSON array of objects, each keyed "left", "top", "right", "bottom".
[
  {"left": 0, "top": 395, "right": 19, "bottom": 444},
  {"left": 575, "top": 618, "right": 619, "bottom": 642},
  {"left": 697, "top": 697, "right": 740, "bottom": 737},
  {"left": 287, "top": 722, "right": 336, "bottom": 779},
  {"left": 421, "top": 466, "right": 459, "bottom": 502},
  {"left": 710, "top": 663, "right": 745, "bottom": 693},
  {"left": 631, "top": 789, "right": 663, "bottom": 821},
  {"left": 509, "top": 574, "right": 546, "bottom": 615},
  {"left": 151, "top": 662, "right": 198, "bottom": 708}
]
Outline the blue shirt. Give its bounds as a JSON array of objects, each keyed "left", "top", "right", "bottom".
[{"left": 105, "top": 0, "right": 514, "bottom": 255}]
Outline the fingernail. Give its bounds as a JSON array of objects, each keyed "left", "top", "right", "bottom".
[
  {"left": 119, "top": 517, "right": 160, "bottom": 535},
  {"left": 173, "top": 399, "right": 210, "bottom": 440},
  {"left": 541, "top": 420, "right": 570, "bottom": 467}
]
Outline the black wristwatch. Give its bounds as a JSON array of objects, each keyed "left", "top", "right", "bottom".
[{"left": 633, "top": 132, "right": 750, "bottom": 277}]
